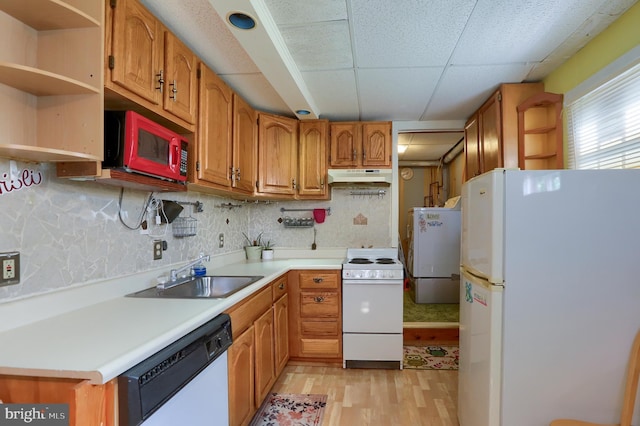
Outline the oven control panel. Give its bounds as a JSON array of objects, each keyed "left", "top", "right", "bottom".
[{"left": 342, "top": 269, "right": 404, "bottom": 280}]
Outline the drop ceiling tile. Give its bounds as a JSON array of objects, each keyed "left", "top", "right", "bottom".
[
  {"left": 142, "top": 0, "right": 259, "bottom": 74},
  {"left": 280, "top": 21, "right": 353, "bottom": 71},
  {"left": 357, "top": 67, "right": 444, "bottom": 121},
  {"left": 450, "top": 0, "right": 612, "bottom": 64},
  {"left": 350, "top": 0, "right": 476, "bottom": 68},
  {"left": 423, "top": 63, "right": 534, "bottom": 121},
  {"left": 301, "top": 70, "right": 359, "bottom": 121},
  {"left": 265, "top": 0, "right": 348, "bottom": 24}
]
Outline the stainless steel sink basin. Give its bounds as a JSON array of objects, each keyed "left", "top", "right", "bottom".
[{"left": 127, "top": 275, "right": 264, "bottom": 299}]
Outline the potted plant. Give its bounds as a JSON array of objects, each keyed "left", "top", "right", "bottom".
[
  {"left": 243, "top": 232, "right": 263, "bottom": 260},
  {"left": 261, "top": 240, "right": 275, "bottom": 260}
]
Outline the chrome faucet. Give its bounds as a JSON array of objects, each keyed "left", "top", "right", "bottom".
[{"left": 167, "top": 254, "right": 210, "bottom": 283}]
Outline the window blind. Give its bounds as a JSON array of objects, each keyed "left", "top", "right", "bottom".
[{"left": 567, "top": 61, "right": 640, "bottom": 169}]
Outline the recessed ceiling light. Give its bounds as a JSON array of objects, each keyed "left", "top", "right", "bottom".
[
  {"left": 228, "top": 13, "right": 256, "bottom": 30},
  {"left": 398, "top": 145, "right": 408, "bottom": 154},
  {"left": 296, "top": 110, "right": 311, "bottom": 115}
]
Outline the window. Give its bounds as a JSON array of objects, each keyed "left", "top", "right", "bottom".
[{"left": 567, "top": 58, "right": 640, "bottom": 169}]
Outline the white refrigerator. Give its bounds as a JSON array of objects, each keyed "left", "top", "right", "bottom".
[
  {"left": 407, "top": 198, "right": 461, "bottom": 303},
  {"left": 458, "top": 168, "right": 640, "bottom": 426}
]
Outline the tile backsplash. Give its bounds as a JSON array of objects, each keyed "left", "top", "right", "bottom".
[{"left": 0, "top": 159, "right": 392, "bottom": 302}]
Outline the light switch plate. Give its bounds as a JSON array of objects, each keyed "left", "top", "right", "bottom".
[{"left": 0, "top": 252, "right": 20, "bottom": 286}]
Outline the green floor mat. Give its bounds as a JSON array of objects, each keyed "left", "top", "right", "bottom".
[{"left": 403, "top": 290, "right": 459, "bottom": 322}]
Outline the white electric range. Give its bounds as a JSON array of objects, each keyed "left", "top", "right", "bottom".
[{"left": 342, "top": 248, "right": 404, "bottom": 369}]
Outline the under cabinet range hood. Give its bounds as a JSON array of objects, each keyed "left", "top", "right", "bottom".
[{"left": 327, "top": 169, "right": 393, "bottom": 185}]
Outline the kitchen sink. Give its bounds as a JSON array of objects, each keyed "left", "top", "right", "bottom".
[{"left": 127, "top": 275, "right": 264, "bottom": 299}]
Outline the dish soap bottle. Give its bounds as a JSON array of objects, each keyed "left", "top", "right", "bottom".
[{"left": 192, "top": 253, "right": 207, "bottom": 277}]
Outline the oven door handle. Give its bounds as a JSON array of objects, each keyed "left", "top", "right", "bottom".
[{"left": 342, "top": 279, "right": 404, "bottom": 285}]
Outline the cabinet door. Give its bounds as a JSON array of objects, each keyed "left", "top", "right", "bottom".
[
  {"left": 257, "top": 113, "right": 298, "bottom": 196},
  {"left": 479, "top": 91, "right": 502, "bottom": 172},
  {"left": 254, "top": 309, "right": 276, "bottom": 405},
  {"left": 228, "top": 326, "right": 255, "bottom": 426},
  {"left": 233, "top": 94, "right": 258, "bottom": 194},
  {"left": 163, "top": 32, "right": 198, "bottom": 124},
  {"left": 329, "top": 122, "right": 359, "bottom": 167},
  {"left": 362, "top": 122, "right": 391, "bottom": 167},
  {"left": 196, "top": 63, "right": 233, "bottom": 188},
  {"left": 298, "top": 120, "right": 328, "bottom": 199},
  {"left": 464, "top": 114, "right": 481, "bottom": 180},
  {"left": 110, "top": 0, "right": 162, "bottom": 105},
  {"left": 273, "top": 294, "right": 289, "bottom": 377}
]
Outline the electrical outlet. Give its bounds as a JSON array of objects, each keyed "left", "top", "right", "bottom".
[
  {"left": 218, "top": 233, "right": 224, "bottom": 248},
  {"left": 153, "top": 240, "right": 163, "bottom": 260},
  {"left": 0, "top": 252, "right": 20, "bottom": 286}
]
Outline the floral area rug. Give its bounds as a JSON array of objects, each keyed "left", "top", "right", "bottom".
[
  {"left": 404, "top": 345, "right": 459, "bottom": 370},
  {"left": 249, "top": 393, "right": 328, "bottom": 426}
]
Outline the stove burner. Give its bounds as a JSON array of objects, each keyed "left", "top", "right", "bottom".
[
  {"left": 376, "top": 258, "right": 396, "bottom": 264},
  {"left": 349, "top": 258, "right": 374, "bottom": 264}
]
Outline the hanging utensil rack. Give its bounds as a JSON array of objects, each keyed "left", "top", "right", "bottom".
[
  {"left": 217, "top": 203, "right": 242, "bottom": 210},
  {"left": 279, "top": 207, "right": 331, "bottom": 215},
  {"left": 165, "top": 200, "right": 204, "bottom": 213},
  {"left": 350, "top": 190, "right": 386, "bottom": 198}
]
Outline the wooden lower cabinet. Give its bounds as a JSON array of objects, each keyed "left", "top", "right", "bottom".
[
  {"left": 226, "top": 274, "right": 289, "bottom": 426},
  {"left": 0, "top": 376, "right": 116, "bottom": 426},
  {"left": 274, "top": 294, "right": 289, "bottom": 376},
  {"left": 288, "top": 270, "right": 342, "bottom": 361},
  {"left": 227, "top": 326, "right": 256, "bottom": 426},
  {"left": 254, "top": 309, "right": 276, "bottom": 404}
]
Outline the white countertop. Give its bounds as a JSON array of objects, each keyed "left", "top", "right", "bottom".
[{"left": 0, "top": 255, "right": 343, "bottom": 384}]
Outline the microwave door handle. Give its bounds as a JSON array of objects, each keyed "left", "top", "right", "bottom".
[{"left": 171, "top": 140, "right": 179, "bottom": 168}]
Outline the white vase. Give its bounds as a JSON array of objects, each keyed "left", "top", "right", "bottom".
[
  {"left": 245, "top": 246, "right": 262, "bottom": 260},
  {"left": 262, "top": 249, "right": 274, "bottom": 260}
]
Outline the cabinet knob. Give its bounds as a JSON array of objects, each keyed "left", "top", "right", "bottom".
[
  {"left": 156, "top": 70, "right": 164, "bottom": 92},
  {"left": 313, "top": 277, "right": 323, "bottom": 283},
  {"left": 313, "top": 296, "right": 325, "bottom": 303},
  {"left": 278, "top": 282, "right": 285, "bottom": 290},
  {"left": 170, "top": 80, "right": 178, "bottom": 101}
]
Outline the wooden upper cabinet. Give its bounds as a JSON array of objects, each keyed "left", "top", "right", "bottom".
[
  {"left": 330, "top": 122, "right": 360, "bottom": 167},
  {"left": 362, "top": 122, "right": 392, "bottom": 167},
  {"left": 110, "top": 0, "right": 162, "bottom": 106},
  {"left": 257, "top": 113, "right": 298, "bottom": 196},
  {"left": 329, "top": 121, "right": 391, "bottom": 168},
  {"left": 194, "top": 63, "right": 233, "bottom": 188},
  {"left": 298, "top": 120, "right": 329, "bottom": 199},
  {"left": 106, "top": 0, "right": 197, "bottom": 128},
  {"left": 464, "top": 114, "right": 481, "bottom": 180},
  {"left": 479, "top": 91, "right": 502, "bottom": 172},
  {"left": 233, "top": 94, "right": 258, "bottom": 195},
  {"left": 163, "top": 32, "right": 198, "bottom": 124},
  {"left": 463, "top": 83, "right": 544, "bottom": 181}
]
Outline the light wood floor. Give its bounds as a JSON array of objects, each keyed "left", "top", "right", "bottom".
[{"left": 271, "top": 362, "right": 459, "bottom": 426}]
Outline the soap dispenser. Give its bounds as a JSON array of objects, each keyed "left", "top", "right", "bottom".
[{"left": 192, "top": 253, "right": 207, "bottom": 277}]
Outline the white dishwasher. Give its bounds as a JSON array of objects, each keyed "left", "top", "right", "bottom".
[{"left": 118, "top": 313, "right": 232, "bottom": 426}]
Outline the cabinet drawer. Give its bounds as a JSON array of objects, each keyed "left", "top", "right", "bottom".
[
  {"left": 225, "top": 286, "right": 271, "bottom": 339},
  {"left": 299, "top": 272, "right": 339, "bottom": 289},
  {"left": 300, "top": 292, "right": 339, "bottom": 318},
  {"left": 301, "top": 320, "right": 339, "bottom": 337},
  {"left": 300, "top": 338, "right": 340, "bottom": 357},
  {"left": 271, "top": 275, "right": 288, "bottom": 302}
]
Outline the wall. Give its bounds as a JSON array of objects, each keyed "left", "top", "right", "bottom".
[
  {"left": 544, "top": 2, "right": 640, "bottom": 95},
  {"left": 0, "top": 158, "right": 391, "bottom": 302}
]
